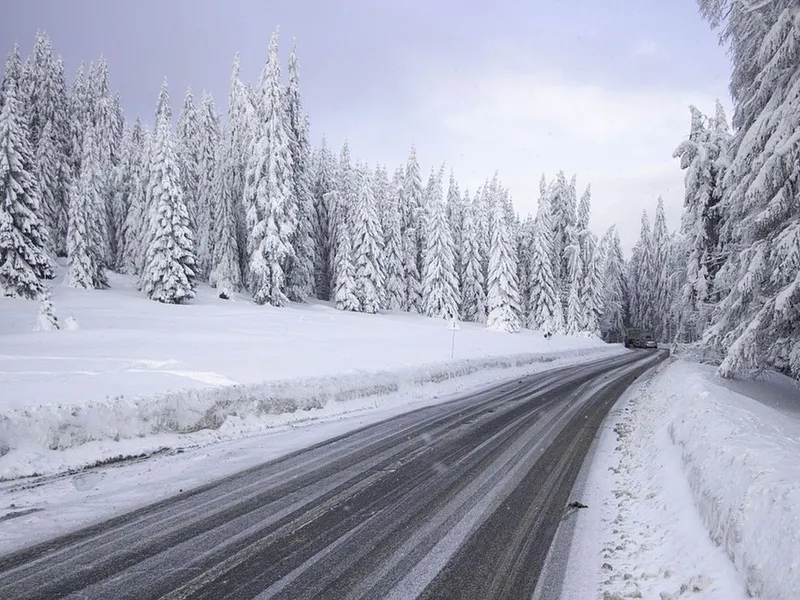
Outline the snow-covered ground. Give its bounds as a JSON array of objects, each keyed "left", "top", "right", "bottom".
[
  {"left": 0, "top": 267, "right": 620, "bottom": 480},
  {"left": 562, "top": 359, "right": 800, "bottom": 600}
]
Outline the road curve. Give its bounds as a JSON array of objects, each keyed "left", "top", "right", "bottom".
[{"left": 0, "top": 350, "right": 664, "bottom": 600}]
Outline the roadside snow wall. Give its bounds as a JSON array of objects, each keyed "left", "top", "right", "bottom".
[
  {"left": 667, "top": 363, "right": 800, "bottom": 600},
  {"left": 0, "top": 346, "right": 621, "bottom": 460}
]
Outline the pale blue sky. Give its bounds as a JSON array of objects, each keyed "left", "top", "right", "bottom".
[{"left": 4, "top": 0, "right": 731, "bottom": 252}]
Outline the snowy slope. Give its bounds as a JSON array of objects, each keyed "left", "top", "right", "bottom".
[
  {"left": 0, "top": 268, "right": 619, "bottom": 479},
  {"left": 562, "top": 359, "right": 800, "bottom": 600}
]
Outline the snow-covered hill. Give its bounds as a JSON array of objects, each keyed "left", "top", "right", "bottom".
[{"left": 0, "top": 268, "right": 620, "bottom": 479}]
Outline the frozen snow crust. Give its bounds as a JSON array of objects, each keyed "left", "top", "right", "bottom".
[{"left": 667, "top": 361, "right": 800, "bottom": 600}]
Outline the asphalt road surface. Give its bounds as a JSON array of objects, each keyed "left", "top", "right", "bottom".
[{"left": 0, "top": 350, "right": 664, "bottom": 600}]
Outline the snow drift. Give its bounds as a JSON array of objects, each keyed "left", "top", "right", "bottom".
[
  {"left": 0, "top": 346, "right": 620, "bottom": 474},
  {"left": 666, "top": 362, "right": 800, "bottom": 600}
]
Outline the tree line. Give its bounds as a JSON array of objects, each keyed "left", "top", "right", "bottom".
[{"left": 0, "top": 29, "right": 629, "bottom": 338}]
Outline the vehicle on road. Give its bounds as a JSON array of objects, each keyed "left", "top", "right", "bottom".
[{"left": 624, "top": 327, "right": 658, "bottom": 349}]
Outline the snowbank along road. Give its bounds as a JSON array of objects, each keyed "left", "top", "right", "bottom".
[{"left": 0, "top": 350, "right": 664, "bottom": 600}]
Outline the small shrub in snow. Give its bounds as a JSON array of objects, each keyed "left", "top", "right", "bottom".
[
  {"left": 65, "top": 315, "right": 79, "bottom": 330},
  {"left": 33, "top": 288, "right": 59, "bottom": 331}
]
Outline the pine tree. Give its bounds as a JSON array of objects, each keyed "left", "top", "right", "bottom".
[
  {"left": 154, "top": 76, "right": 171, "bottom": 123},
  {"left": 223, "top": 54, "right": 254, "bottom": 281},
  {"left": 382, "top": 167, "right": 406, "bottom": 310},
  {"left": 401, "top": 147, "right": 423, "bottom": 311},
  {"left": 565, "top": 243, "right": 583, "bottom": 335},
  {"left": 87, "top": 58, "right": 117, "bottom": 266},
  {"left": 599, "top": 226, "right": 627, "bottom": 342},
  {"left": 628, "top": 211, "right": 654, "bottom": 331},
  {"left": 141, "top": 113, "right": 195, "bottom": 304},
  {"left": 285, "top": 41, "right": 315, "bottom": 301},
  {"left": 445, "top": 171, "right": 464, "bottom": 305},
  {"left": 24, "top": 33, "right": 71, "bottom": 255},
  {"left": 517, "top": 215, "right": 536, "bottom": 325},
  {"left": 0, "top": 64, "right": 52, "bottom": 298},
  {"left": 129, "top": 125, "right": 153, "bottom": 277},
  {"left": 195, "top": 92, "right": 221, "bottom": 280},
  {"left": 311, "top": 139, "right": 335, "bottom": 299},
  {"left": 674, "top": 103, "right": 730, "bottom": 341},
  {"left": 422, "top": 166, "right": 459, "bottom": 320},
  {"left": 67, "top": 64, "right": 89, "bottom": 176},
  {"left": 697, "top": 0, "right": 800, "bottom": 378},
  {"left": 67, "top": 124, "right": 107, "bottom": 289},
  {"left": 330, "top": 190, "right": 359, "bottom": 311},
  {"left": 330, "top": 142, "right": 355, "bottom": 288},
  {"left": 486, "top": 197, "right": 521, "bottom": 333},
  {"left": 116, "top": 119, "right": 146, "bottom": 274},
  {"left": 372, "top": 164, "right": 390, "bottom": 305},
  {"left": 351, "top": 165, "right": 384, "bottom": 313},
  {"left": 460, "top": 190, "right": 486, "bottom": 323},
  {"left": 528, "top": 191, "right": 563, "bottom": 334},
  {"left": 244, "top": 29, "right": 297, "bottom": 306},
  {"left": 176, "top": 87, "right": 201, "bottom": 247},
  {"left": 651, "top": 197, "right": 672, "bottom": 339},
  {"left": 208, "top": 127, "right": 243, "bottom": 294},
  {"left": 581, "top": 232, "right": 603, "bottom": 335}
]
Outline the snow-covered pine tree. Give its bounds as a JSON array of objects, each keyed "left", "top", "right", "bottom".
[
  {"left": 195, "top": 92, "right": 221, "bottom": 280},
  {"left": 154, "top": 76, "right": 171, "bottom": 123},
  {"left": 208, "top": 130, "right": 243, "bottom": 295},
  {"left": 401, "top": 146, "right": 423, "bottom": 312},
  {"left": 372, "top": 164, "right": 390, "bottom": 305},
  {"left": 311, "top": 138, "right": 334, "bottom": 299},
  {"left": 673, "top": 103, "right": 730, "bottom": 341},
  {"left": 581, "top": 232, "right": 603, "bottom": 335},
  {"left": 34, "top": 285, "right": 59, "bottom": 331},
  {"left": 628, "top": 210, "right": 654, "bottom": 331},
  {"left": 565, "top": 242, "right": 583, "bottom": 335},
  {"left": 382, "top": 167, "right": 405, "bottom": 310},
  {"left": 140, "top": 113, "right": 195, "bottom": 304},
  {"left": 528, "top": 190, "right": 563, "bottom": 334},
  {"left": 351, "top": 165, "right": 383, "bottom": 313},
  {"left": 445, "top": 170, "right": 465, "bottom": 307},
  {"left": 0, "top": 63, "right": 52, "bottom": 298},
  {"left": 549, "top": 172, "right": 578, "bottom": 310},
  {"left": 67, "top": 63, "right": 90, "bottom": 177},
  {"left": 285, "top": 41, "right": 315, "bottom": 302},
  {"left": 87, "top": 58, "right": 118, "bottom": 266},
  {"left": 599, "top": 226, "right": 626, "bottom": 342},
  {"left": 131, "top": 125, "right": 153, "bottom": 276},
  {"left": 329, "top": 189, "right": 359, "bottom": 312},
  {"left": 24, "top": 33, "right": 71, "bottom": 255},
  {"left": 244, "top": 29, "right": 297, "bottom": 306},
  {"left": 223, "top": 54, "right": 254, "bottom": 280},
  {"left": 517, "top": 214, "right": 536, "bottom": 325},
  {"left": 109, "top": 121, "right": 143, "bottom": 271},
  {"left": 115, "top": 119, "right": 145, "bottom": 274},
  {"left": 651, "top": 197, "right": 672, "bottom": 339},
  {"left": 460, "top": 190, "right": 486, "bottom": 323},
  {"left": 421, "top": 166, "right": 459, "bottom": 320},
  {"left": 697, "top": 0, "right": 800, "bottom": 378},
  {"left": 1, "top": 45, "right": 25, "bottom": 114},
  {"left": 329, "top": 142, "right": 355, "bottom": 290},
  {"left": 176, "top": 87, "right": 201, "bottom": 248},
  {"left": 67, "top": 123, "right": 107, "bottom": 289},
  {"left": 486, "top": 194, "right": 521, "bottom": 333}
]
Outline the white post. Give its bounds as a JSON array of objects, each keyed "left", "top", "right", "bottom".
[{"left": 450, "top": 328, "right": 456, "bottom": 359}]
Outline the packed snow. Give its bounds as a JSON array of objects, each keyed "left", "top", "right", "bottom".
[
  {"left": 562, "top": 358, "right": 800, "bottom": 600},
  {"left": 0, "top": 267, "right": 620, "bottom": 482}
]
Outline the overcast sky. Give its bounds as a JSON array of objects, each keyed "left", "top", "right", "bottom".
[{"left": 4, "top": 0, "right": 731, "bottom": 253}]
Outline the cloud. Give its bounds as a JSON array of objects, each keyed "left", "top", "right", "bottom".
[{"left": 410, "top": 67, "right": 726, "bottom": 251}]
